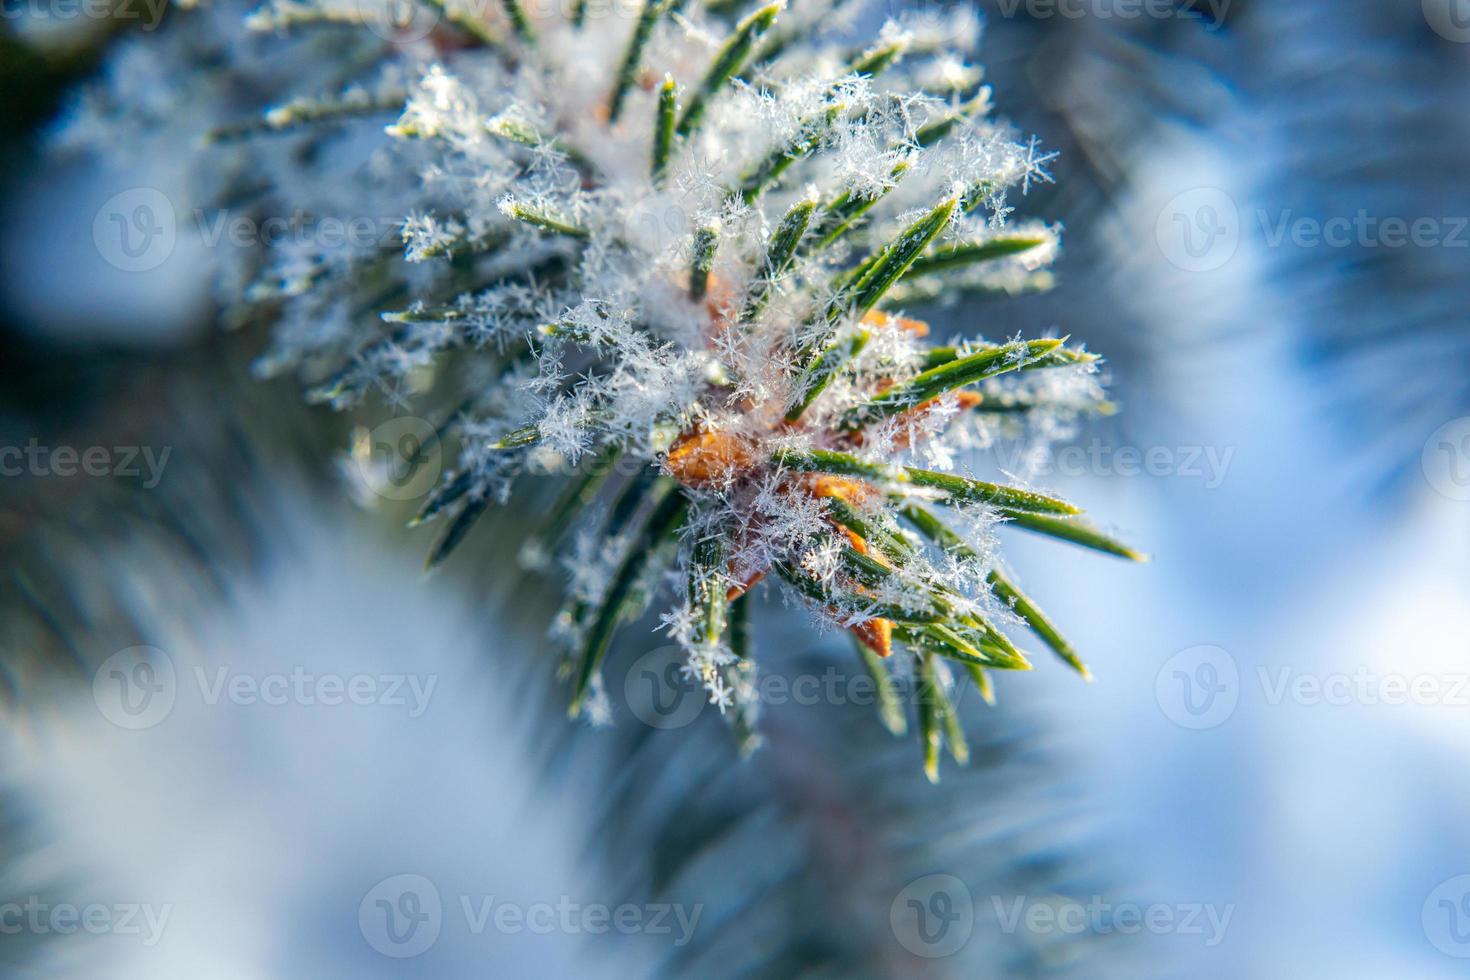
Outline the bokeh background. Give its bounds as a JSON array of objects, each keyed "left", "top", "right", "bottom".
[{"left": 2, "top": 1, "right": 1468, "bottom": 976}]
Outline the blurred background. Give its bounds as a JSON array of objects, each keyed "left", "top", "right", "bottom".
[{"left": 2, "top": 1, "right": 1468, "bottom": 976}]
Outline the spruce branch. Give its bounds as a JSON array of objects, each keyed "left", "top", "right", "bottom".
[{"left": 141, "top": 0, "right": 1145, "bottom": 773}]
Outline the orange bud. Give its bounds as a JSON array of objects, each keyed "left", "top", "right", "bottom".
[
  {"left": 703, "top": 273, "right": 735, "bottom": 324},
  {"left": 803, "top": 474, "right": 877, "bottom": 506},
  {"left": 851, "top": 618, "right": 894, "bottom": 658},
  {"left": 955, "top": 391, "right": 983, "bottom": 410},
  {"left": 862, "top": 311, "right": 930, "bottom": 337},
  {"left": 665, "top": 430, "right": 757, "bottom": 488},
  {"left": 725, "top": 568, "right": 767, "bottom": 602}
]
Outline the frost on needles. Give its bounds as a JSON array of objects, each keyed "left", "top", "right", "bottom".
[{"left": 80, "top": 0, "right": 1144, "bottom": 779}]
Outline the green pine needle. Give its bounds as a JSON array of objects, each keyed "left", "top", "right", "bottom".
[
  {"left": 570, "top": 483, "right": 689, "bottom": 716},
  {"left": 987, "top": 569, "right": 1092, "bottom": 680},
  {"left": 689, "top": 534, "right": 728, "bottom": 646},
  {"left": 905, "top": 467, "right": 1078, "bottom": 514},
  {"left": 831, "top": 194, "right": 958, "bottom": 323},
  {"left": 500, "top": 0, "right": 537, "bottom": 43},
  {"left": 773, "top": 449, "right": 1078, "bottom": 515},
  {"left": 502, "top": 202, "right": 589, "bottom": 238},
  {"left": 844, "top": 38, "right": 907, "bottom": 78},
  {"left": 914, "top": 92, "right": 987, "bottom": 147},
  {"left": 902, "top": 235, "right": 1049, "bottom": 279},
  {"left": 651, "top": 74, "right": 677, "bottom": 180},
  {"left": 736, "top": 105, "right": 841, "bottom": 203},
  {"left": 676, "top": 2, "right": 781, "bottom": 139},
  {"left": 783, "top": 329, "right": 870, "bottom": 422},
  {"left": 609, "top": 0, "right": 669, "bottom": 123},
  {"left": 426, "top": 494, "right": 491, "bottom": 569},
  {"left": 689, "top": 222, "right": 720, "bottom": 300},
  {"left": 805, "top": 161, "right": 909, "bottom": 251},
  {"left": 997, "top": 510, "right": 1150, "bottom": 561},
  {"left": 741, "top": 198, "right": 816, "bottom": 322},
  {"left": 915, "top": 651, "right": 943, "bottom": 781},
  {"left": 840, "top": 338, "right": 1064, "bottom": 429},
  {"left": 852, "top": 636, "right": 907, "bottom": 736}
]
